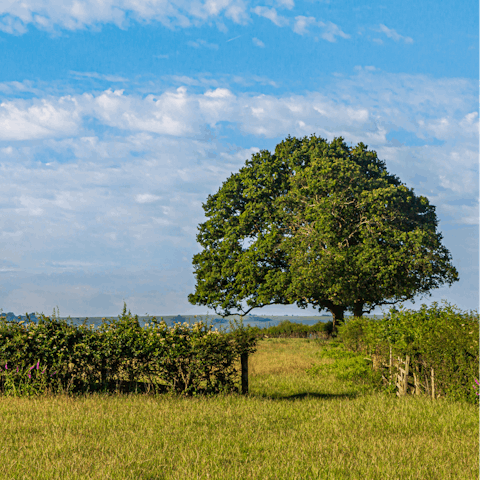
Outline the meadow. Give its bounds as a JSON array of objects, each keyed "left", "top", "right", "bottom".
[{"left": 0, "top": 336, "right": 478, "bottom": 479}]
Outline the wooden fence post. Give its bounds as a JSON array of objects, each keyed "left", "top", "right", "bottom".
[
  {"left": 396, "top": 355, "right": 410, "bottom": 397},
  {"left": 241, "top": 352, "right": 248, "bottom": 395},
  {"left": 389, "top": 347, "right": 392, "bottom": 386},
  {"left": 431, "top": 367, "right": 435, "bottom": 400},
  {"left": 413, "top": 364, "right": 421, "bottom": 396},
  {"left": 403, "top": 355, "right": 410, "bottom": 396},
  {"left": 381, "top": 349, "right": 438, "bottom": 400}
]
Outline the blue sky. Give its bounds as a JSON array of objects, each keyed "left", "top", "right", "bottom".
[{"left": 0, "top": 0, "right": 478, "bottom": 317}]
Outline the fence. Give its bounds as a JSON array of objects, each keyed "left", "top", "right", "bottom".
[{"left": 374, "top": 348, "right": 439, "bottom": 400}]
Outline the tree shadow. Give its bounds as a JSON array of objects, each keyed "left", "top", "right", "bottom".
[{"left": 251, "top": 391, "right": 359, "bottom": 401}]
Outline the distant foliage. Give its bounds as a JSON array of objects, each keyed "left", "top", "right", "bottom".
[{"left": 250, "top": 320, "right": 333, "bottom": 338}]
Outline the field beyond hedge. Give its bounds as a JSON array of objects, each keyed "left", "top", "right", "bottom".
[{"left": 0, "top": 337, "right": 478, "bottom": 480}]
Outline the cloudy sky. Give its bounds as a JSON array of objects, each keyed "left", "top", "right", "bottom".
[{"left": 0, "top": 0, "right": 478, "bottom": 318}]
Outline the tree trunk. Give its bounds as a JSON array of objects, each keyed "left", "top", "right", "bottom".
[
  {"left": 329, "top": 304, "right": 345, "bottom": 335},
  {"left": 353, "top": 301, "right": 364, "bottom": 318}
]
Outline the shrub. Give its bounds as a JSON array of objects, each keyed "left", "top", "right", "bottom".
[
  {"left": 0, "top": 303, "right": 257, "bottom": 397},
  {"left": 337, "top": 301, "right": 479, "bottom": 403}
]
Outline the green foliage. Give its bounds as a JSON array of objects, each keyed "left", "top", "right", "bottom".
[
  {"left": 0, "top": 360, "right": 59, "bottom": 397},
  {"left": 337, "top": 315, "right": 387, "bottom": 355},
  {"left": 306, "top": 344, "right": 383, "bottom": 389},
  {"left": 188, "top": 134, "right": 459, "bottom": 328},
  {"left": 249, "top": 320, "right": 333, "bottom": 338},
  {"left": 225, "top": 317, "right": 259, "bottom": 354},
  {"left": 0, "top": 303, "right": 257, "bottom": 397},
  {"left": 337, "top": 301, "right": 479, "bottom": 403}
]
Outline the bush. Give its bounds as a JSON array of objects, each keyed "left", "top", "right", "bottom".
[
  {"left": 337, "top": 301, "right": 479, "bottom": 403},
  {"left": 0, "top": 303, "right": 257, "bottom": 397}
]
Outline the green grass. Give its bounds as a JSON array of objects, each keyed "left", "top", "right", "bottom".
[{"left": 0, "top": 338, "right": 478, "bottom": 479}]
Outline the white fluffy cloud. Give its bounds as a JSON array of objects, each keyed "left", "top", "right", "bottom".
[
  {"left": 0, "top": 86, "right": 374, "bottom": 140},
  {"left": 317, "top": 20, "right": 351, "bottom": 42},
  {"left": 0, "top": 0, "right": 250, "bottom": 34},
  {"left": 293, "top": 16, "right": 349, "bottom": 41},
  {"left": 252, "top": 37, "right": 265, "bottom": 47},
  {"left": 275, "top": 0, "right": 294, "bottom": 8},
  {"left": 0, "top": 0, "right": 352, "bottom": 44},
  {"left": 293, "top": 15, "right": 316, "bottom": 35},
  {"left": 1, "top": 74, "right": 477, "bottom": 214},
  {"left": 135, "top": 193, "right": 162, "bottom": 204},
  {"left": 377, "top": 24, "right": 414, "bottom": 44},
  {"left": 0, "top": 97, "right": 81, "bottom": 140},
  {"left": 252, "top": 6, "right": 289, "bottom": 27},
  {"left": 187, "top": 38, "right": 219, "bottom": 49}
]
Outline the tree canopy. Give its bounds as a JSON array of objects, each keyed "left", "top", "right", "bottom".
[{"left": 188, "top": 135, "right": 459, "bottom": 330}]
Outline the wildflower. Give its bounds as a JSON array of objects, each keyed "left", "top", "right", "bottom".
[
  {"left": 4, "top": 363, "right": 7, "bottom": 370},
  {"left": 36, "top": 361, "right": 40, "bottom": 370},
  {"left": 473, "top": 378, "right": 480, "bottom": 397}
]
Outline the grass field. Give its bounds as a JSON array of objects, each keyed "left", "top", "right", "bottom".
[{"left": 0, "top": 338, "right": 478, "bottom": 479}]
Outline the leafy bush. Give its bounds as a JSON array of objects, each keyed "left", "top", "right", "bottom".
[
  {"left": 337, "top": 301, "right": 479, "bottom": 403},
  {"left": 0, "top": 303, "right": 257, "bottom": 397}
]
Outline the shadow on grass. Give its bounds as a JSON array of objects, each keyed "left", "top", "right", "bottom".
[{"left": 251, "top": 391, "right": 359, "bottom": 401}]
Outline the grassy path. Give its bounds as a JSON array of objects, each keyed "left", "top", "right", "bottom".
[{"left": 0, "top": 338, "right": 478, "bottom": 479}]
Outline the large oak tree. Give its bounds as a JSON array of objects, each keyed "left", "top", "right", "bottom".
[{"left": 188, "top": 135, "right": 459, "bottom": 331}]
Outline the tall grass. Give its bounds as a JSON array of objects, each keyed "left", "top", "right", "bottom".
[{"left": 0, "top": 337, "right": 478, "bottom": 479}]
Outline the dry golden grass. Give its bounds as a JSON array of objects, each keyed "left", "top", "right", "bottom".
[{"left": 249, "top": 338, "right": 319, "bottom": 376}]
